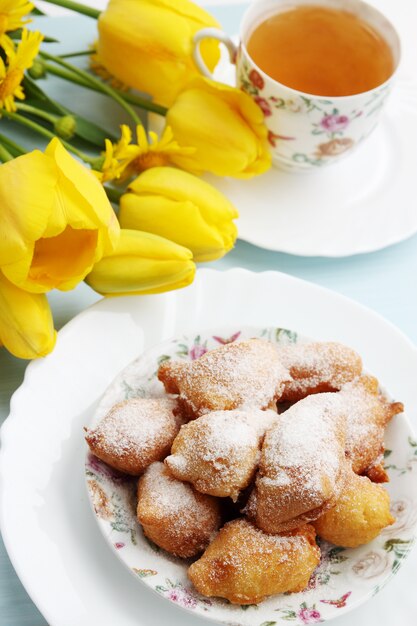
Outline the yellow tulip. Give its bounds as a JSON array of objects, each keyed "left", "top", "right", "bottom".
[
  {"left": 0, "top": 271, "right": 56, "bottom": 359},
  {"left": 85, "top": 229, "right": 196, "bottom": 296},
  {"left": 97, "top": 0, "right": 221, "bottom": 107},
  {"left": 119, "top": 167, "right": 238, "bottom": 262},
  {"left": 166, "top": 76, "right": 272, "bottom": 178},
  {"left": 0, "top": 138, "right": 120, "bottom": 294}
]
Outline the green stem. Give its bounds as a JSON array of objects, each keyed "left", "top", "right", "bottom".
[
  {"left": 105, "top": 186, "right": 123, "bottom": 204},
  {"left": 60, "top": 49, "right": 96, "bottom": 58},
  {"left": 16, "top": 102, "right": 58, "bottom": 125},
  {"left": 43, "top": 62, "right": 168, "bottom": 116},
  {"left": 2, "top": 110, "right": 96, "bottom": 165},
  {"left": 38, "top": 0, "right": 100, "bottom": 19},
  {"left": 43, "top": 62, "right": 91, "bottom": 88},
  {"left": 40, "top": 50, "right": 142, "bottom": 125},
  {"left": 0, "top": 143, "right": 14, "bottom": 163},
  {"left": 0, "top": 133, "right": 26, "bottom": 157}
]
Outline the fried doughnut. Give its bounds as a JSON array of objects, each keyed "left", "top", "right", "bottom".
[
  {"left": 277, "top": 342, "right": 362, "bottom": 402},
  {"left": 313, "top": 470, "right": 395, "bottom": 547},
  {"left": 188, "top": 519, "right": 320, "bottom": 604},
  {"left": 340, "top": 375, "right": 403, "bottom": 476},
  {"left": 249, "top": 393, "right": 349, "bottom": 533},
  {"left": 137, "top": 462, "right": 221, "bottom": 557},
  {"left": 165, "top": 409, "right": 277, "bottom": 501},
  {"left": 158, "top": 339, "right": 290, "bottom": 419},
  {"left": 85, "top": 397, "right": 181, "bottom": 475}
]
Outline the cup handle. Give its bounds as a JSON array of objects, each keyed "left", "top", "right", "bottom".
[{"left": 193, "top": 28, "right": 238, "bottom": 78}]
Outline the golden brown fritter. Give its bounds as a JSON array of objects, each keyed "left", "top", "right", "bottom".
[
  {"left": 313, "top": 470, "right": 395, "bottom": 547},
  {"left": 85, "top": 397, "right": 181, "bottom": 475},
  {"left": 165, "top": 409, "right": 277, "bottom": 501},
  {"left": 249, "top": 393, "right": 349, "bottom": 533},
  {"left": 277, "top": 341, "right": 362, "bottom": 402},
  {"left": 158, "top": 339, "right": 290, "bottom": 419},
  {"left": 188, "top": 519, "right": 320, "bottom": 604},
  {"left": 137, "top": 462, "right": 221, "bottom": 558},
  {"left": 341, "top": 375, "right": 403, "bottom": 475}
]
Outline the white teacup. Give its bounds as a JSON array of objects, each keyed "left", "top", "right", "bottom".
[{"left": 193, "top": 0, "right": 401, "bottom": 172}]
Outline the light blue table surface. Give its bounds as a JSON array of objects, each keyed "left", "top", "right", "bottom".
[{"left": 1, "top": 4, "right": 417, "bottom": 626}]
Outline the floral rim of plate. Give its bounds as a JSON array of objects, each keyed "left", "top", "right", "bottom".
[{"left": 85, "top": 326, "right": 417, "bottom": 626}]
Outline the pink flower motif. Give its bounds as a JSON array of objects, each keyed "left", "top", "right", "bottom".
[
  {"left": 254, "top": 96, "right": 272, "bottom": 117},
  {"left": 320, "top": 114, "right": 350, "bottom": 132},
  {"left": 167, "top": 588, "right": 197, "bottom": 609},
  {"left": 114, "top": 542, "right": 125, "bottom": 549},
  {"left": 189, "top": 344, "right": 208, "bottom": 360},
  {"left": 249, "top": 69, "right": 264, "bottom": 90},
  {"left": 298, "top": 607, "right": 322, "bottom": 624}
]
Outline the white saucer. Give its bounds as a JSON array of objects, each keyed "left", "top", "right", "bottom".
[{"left": 152, "top": 0, "right": 417, "bottom": 257}]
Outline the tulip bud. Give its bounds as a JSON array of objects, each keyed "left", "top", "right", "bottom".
[
  {"left": 85, "top": 229, "right": 196, "bottom": 296},
  {"left": 0, "top": 271, "right": 56, "bottom": 360},
  {"left": 97, "top": 0, "right": 221, "bottom": 106},
  {"left": 166, "top": 77, "right": 272, "bottom": 178},
  {"left": 54, "top": 115, "right": 77, "bottom": 140},
  {"left": 119, "top": 167, "right": 238, "bottom": 262}
]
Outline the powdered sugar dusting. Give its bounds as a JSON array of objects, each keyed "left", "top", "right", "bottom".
[
  {"left": 141, "top": 462, "right": 209, "bottom": 516},
  {"left": 166, "top": 409, "right": 277, "bottom": 500},
  {"left": 261, "top": 393, "right": 346, "bottom": 495},
  {"left": 162, "top": 339, "right": 290, "bottom": 417},
  {"left": 87, "top": 397, "right": 178, "bottom": 458},
  {"left": 277, "top": 342, "right": 362, "bottom": 400}
]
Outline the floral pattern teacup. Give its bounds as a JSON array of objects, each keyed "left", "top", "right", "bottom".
[{"left": 193, "top": 0, "right": 401, "bottom": 171}]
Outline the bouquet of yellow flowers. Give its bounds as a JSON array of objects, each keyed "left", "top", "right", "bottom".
[{"left": 0, "top": 0, "right": 271, "bottom": 359}]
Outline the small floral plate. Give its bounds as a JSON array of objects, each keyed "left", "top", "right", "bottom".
[{"left": 85, "top": 325, "right": 417, "bottom": 626}]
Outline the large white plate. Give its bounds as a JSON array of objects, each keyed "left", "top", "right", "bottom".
[{"left": 1, "top": 269, "right": 417, "bottom": 626}]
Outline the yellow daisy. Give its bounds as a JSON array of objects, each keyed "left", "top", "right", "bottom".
[
  {"left": 0, "top": 29, "right": 43, "bottom": 112},
  {"left": 97, "top": 125, "right": 195, "bottom": 183},
  {"left": 0, "top": 0, "right": 34, "bottom": 52}
]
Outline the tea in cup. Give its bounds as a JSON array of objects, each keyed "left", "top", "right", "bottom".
[{"left": 193, "top": 0, "right": 401, "bottom": 171}]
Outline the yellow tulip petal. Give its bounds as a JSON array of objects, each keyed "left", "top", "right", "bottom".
[
  {"left": 120, "top": 195, "right": 232, "bottom": 262},
  {"left": 0, "top": 150, "right": 56, "bottom": 266},
  {"left": 0, "top": 270, "right": 56, "bottom": 359},
  {"left": 166, "top": 77, "right": 272, "bottom": 178},
  {"left": 123, "top": 167, "right": 238, "bottom": 261},
  {"left": 45, "top": 138, "right": 119, "bottom": 254},
  {"left": 129, "top": 166, "right": 238, "bottom": 217},
  {"left": 0, "top": 139, "right": 120, "bottom": 294},
  {"left": 85, "top": 229, "right": 195, "bottom": 296},
  {"left": 97, "top": 0, "right": 220, "bottom": 106}
]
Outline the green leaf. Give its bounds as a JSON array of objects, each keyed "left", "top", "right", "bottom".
[
  {"left": 408, "top": 437, "right": 417, "bottom": 447},
  {"left": 383, "top": 449, "right": 392, "bottom": 458},
  {"left": 23, "top": 76, "right": 67, "bottom": 115},
  {"left": 23, "top": 76, "right": 116, "bottom": 147},
  {"left": 69, "top": 112, "right": 116, "bottom": 146},
  {"left": 31, "top": 7, "right": 46, "bottom": 15},
  {"left": 260, "top": 622, "right": 277, "bottom": 626}
]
